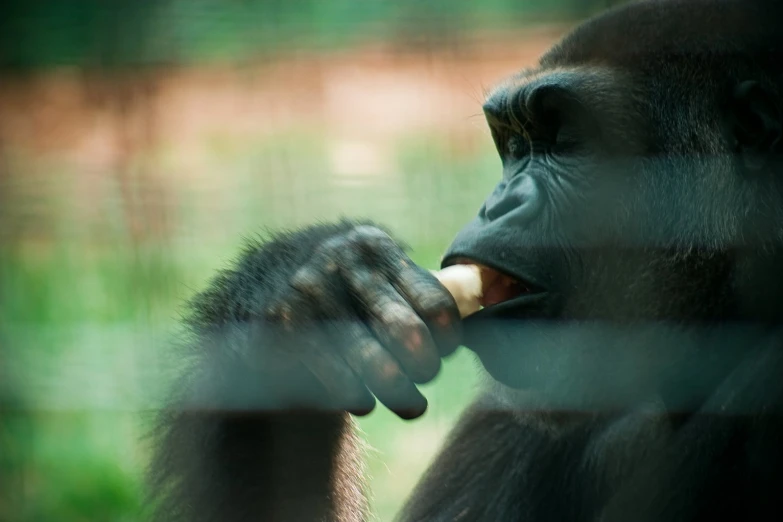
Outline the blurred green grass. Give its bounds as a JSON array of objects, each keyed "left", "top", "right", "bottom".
[{"left": 1, "top": 130, "right": 501, "bottom": 521}]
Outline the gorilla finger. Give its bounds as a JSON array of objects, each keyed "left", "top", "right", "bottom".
[
  {"left": 370, "top": 300, "right": 441, "bottom": 384},
  {"left": 392, "top": 264, "right": 463, "bottom": 357},
  {"left": 265, "top": 292, "right": 376, "bottom": 415},
  {"left": 266, "top": 258, "right": 345, "bottom": 331},
  {"left": 286, "top": 267, "right": 380, "bottom": 414},
  {"left": 340, "top": 257, "right": 441, "bottom": 383},
  {"left": 347, "top": 225, "right": 403, "bottom": 263},
  {"left": 301, "top": 348, "right": 377, "bottom": 416},
  {"left": 290, "top": 261, "right": 350, "bottom": 310},
  {"left": 335, "top": 321, "right": 428, "bottom": 419}
]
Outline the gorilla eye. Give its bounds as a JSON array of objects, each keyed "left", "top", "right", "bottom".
[
  {"left": 507, "top": 134, "right": 530, "bottom": 160},
  {"left": 539, "top": 109, "right": 581, "bottom": 153},
  {"left": 489, "top": 124, "right": 529, "bottom": 162}
]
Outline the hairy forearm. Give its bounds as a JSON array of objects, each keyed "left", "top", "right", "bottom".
[
  {"left": 148, "top": 222, "right": 374, "bottom": 522},
  {"left": 150, "top": 405, "right": 363, "bottom": 522}
]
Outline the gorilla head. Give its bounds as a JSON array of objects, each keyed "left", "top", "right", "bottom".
[{"left": 442, "top": 0, "right": 783, "bottom": 409}]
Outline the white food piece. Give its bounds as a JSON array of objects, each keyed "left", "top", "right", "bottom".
[{"left": 431, "top": 264, "right": 483, "bottom": 318}]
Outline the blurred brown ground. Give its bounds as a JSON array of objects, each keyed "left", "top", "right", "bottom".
[{"left": 0, "top": 29, "right": 562, "bottom": 244}]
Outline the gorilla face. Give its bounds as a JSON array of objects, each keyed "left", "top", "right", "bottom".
[{"left": 440, "top": 5, "right": 783, "bottom": 409}]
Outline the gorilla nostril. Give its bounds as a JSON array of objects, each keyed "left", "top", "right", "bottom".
[
  {"left": 485, "top": 196, "right": 520, "bottom": 221},
  {"left": 484, "top": 175, "right": 541, "bottom": 222}
]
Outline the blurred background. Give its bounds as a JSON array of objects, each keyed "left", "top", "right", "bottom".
[{"left": 0, "top": 1, "right": 626, "bottom": 520}]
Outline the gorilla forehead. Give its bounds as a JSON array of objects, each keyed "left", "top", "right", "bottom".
[{"left": 541, "top": 0, "right": 783, "bottom": 75}]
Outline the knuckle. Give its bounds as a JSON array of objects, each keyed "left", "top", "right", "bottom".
[
  {"left": 291, "top": 267, "right": 324, "bottom": 297},
  {"left": 356, "top": 340, "right": 381, "bottom": 367},
  {"left": 354, "top": 340, "right": 407, "bottom": 388},
  {"left": 402, "top": 320, "right": 428, "bottom": 350},
  {"left": 400, "top": 318, "right": 430, "bottom": 350},
  {"left": 418, "top": 291, "right": 457, "bottom": 316},
  {"left": 349, "top": 225, "right": 394, "bottom": 252},
  {"left": 317, "top": 236, "right": 367, "bottom": 273},
  {"left": 317, "top": 236, "right": 350, "bottom": 257},
  {"left": 387, "top": 311, "right": 431, "bottom": 349},
  {"left": 377, "top": 360, "right": 408, "bottom": 389},
  {"left": 263, "top": 297, "right": 289, "bottom": 319},
  {"left": 263, "top": 294, "right": 311, "bottom": 332},
  {"left": 405, "top": 328, "right": 441, "bottom": 381},
  {"left": 354, "top": 269, "right": 385, "bottom": 288},
  {"left": 271, "top": 303, "right": 294, "bottom": 330},
  {"left": 378, "top": 302, "right": 414, "bottom": 327},
  {"left": 351, "top": 225, "right": 390, "bottom": 242}
]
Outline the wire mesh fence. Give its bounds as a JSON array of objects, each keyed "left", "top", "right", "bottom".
[{"left": 0, "top": 2, "right": 628, "bottom": 520}]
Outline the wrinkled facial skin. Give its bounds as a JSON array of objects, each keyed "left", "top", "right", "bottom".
[{"left": 441, "top": 60, "right": 783, "bottom": 408}]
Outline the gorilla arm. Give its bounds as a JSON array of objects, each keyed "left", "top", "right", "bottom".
[
  {"left": 147, "top": 221, "right": 465, "bottom": 522},
  {"left": 147, "top": 223, "right": 371, "bottom": 522}
]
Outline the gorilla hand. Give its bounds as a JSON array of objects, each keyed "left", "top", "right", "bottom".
[{"left": 261, "top": 225, "right": 464, "bottom": 419}]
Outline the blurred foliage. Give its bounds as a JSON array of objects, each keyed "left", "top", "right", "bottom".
[
  {"left": 0, "top": 0, "right": 626, "bottom": 68},
  {"left": 0, "top": 1, "right": 632, "bottom": 521}
]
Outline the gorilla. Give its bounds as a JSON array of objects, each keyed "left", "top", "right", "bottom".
[{"left": 148, "top": 0, "right": 783, "bottom": 520}]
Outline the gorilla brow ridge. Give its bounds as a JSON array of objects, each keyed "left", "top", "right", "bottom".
[{"left": 488, "top": 65, "right": 643, "bottom": 153}]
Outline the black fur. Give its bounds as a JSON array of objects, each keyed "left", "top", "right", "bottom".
[
  {"left": 147, "top": 221, "right": 373, "bottom": 522},
  {"left": 149, "top": 1, "right": 783, "bottom": 521}
]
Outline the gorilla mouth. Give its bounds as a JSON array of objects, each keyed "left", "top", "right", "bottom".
[
  {"left": 451, "top": 258, "right": 542, "bottom": 309},
  {"left": 478, "top": 265, "right": 533, "bottom": 308}
]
